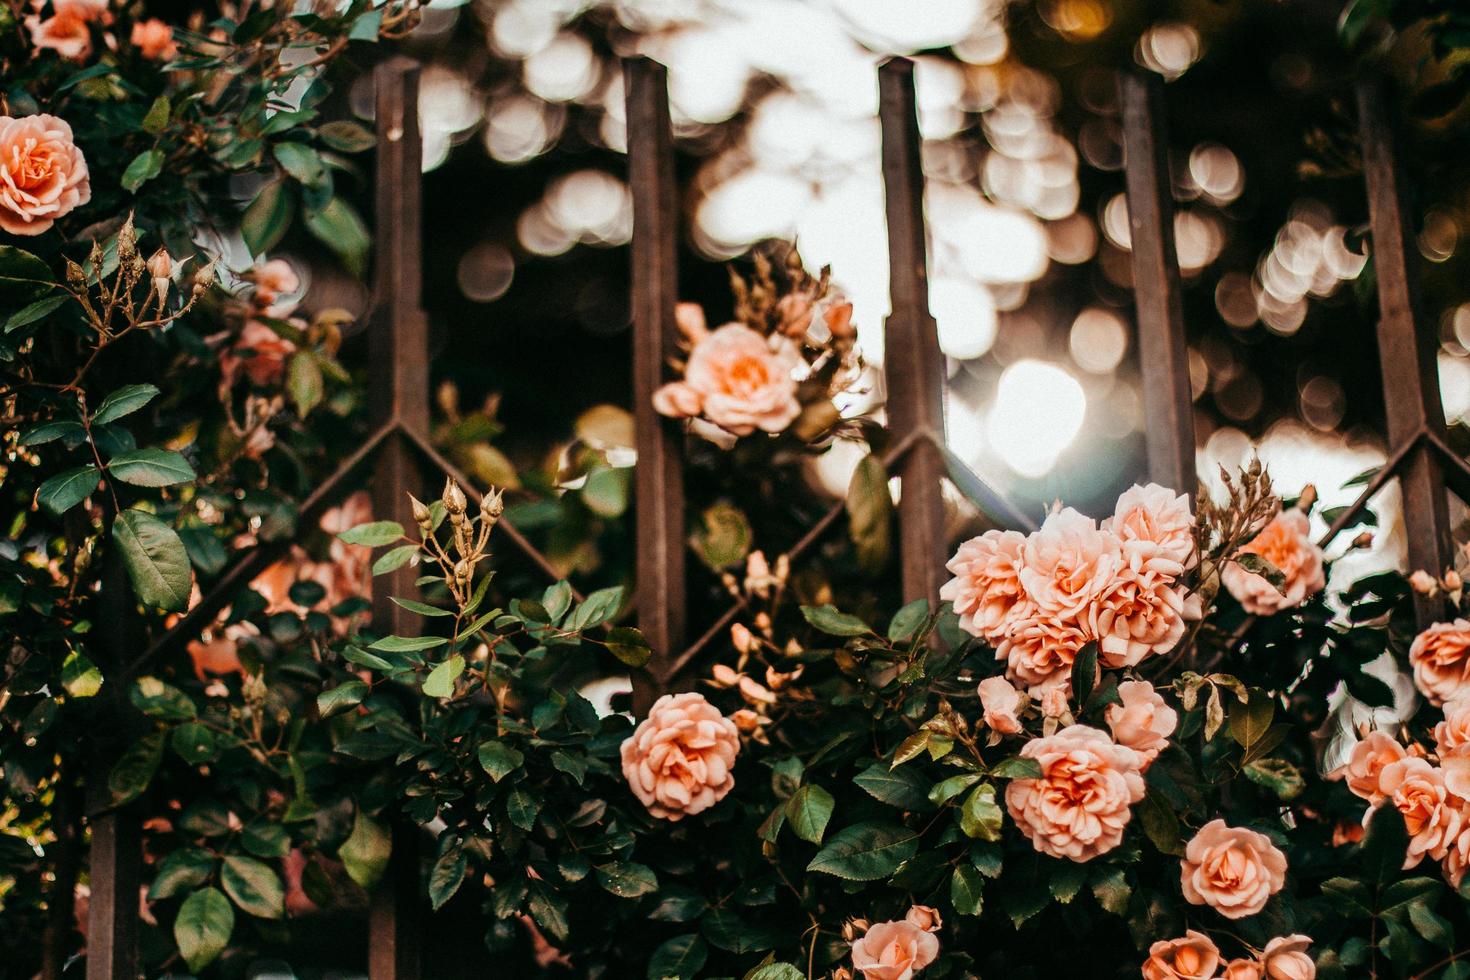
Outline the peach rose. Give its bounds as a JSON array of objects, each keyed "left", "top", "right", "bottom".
[
  {"left": 1179, "top": 819, "right": 1287, "bottom": 919},
  {"left": 1221, "top": 510, "right": 1325, "bottom": 616},
  {"left": 620, "top": 692, "right": 740, "bottom": 820},
  {"left": 653, "top": 322, "right": 802, "bottom": 436},
  {"left": 221, "top": 319, "right": 297, "bottom": 387},
  {"left": 978, "top": 676, "right": 1023, "bottom": 735},
  {"left": 674, "top": 301, "right": 709, "bottom": 341},
  {"left": 995, "top": 610, "right": 1090, "bottom": 689},
  {"left": 941, "top": 529, "right": 1028, "bottom": 641},
  {"left": 251, "top": 258, "right": 302, "bottom": 317},
  {"left": 1409, "top": 619, "right": 1470, "bottom": 706},
  {"left": 26, "top": 9, "right": 92, "bottom": 60},
  {"left": 904, "top": 905, "right": 941, "bottom": 932},
  {"left": 1260, "top": 935, "right": 1315, "bottom": 980},
  {"left": 1142, "top": 931, "right": 1220, "bottom": 980},
  {"left": 58, "top": 0, "right": 111, "bottom": 21},
  {"left": 1441, "top": 820, "right": 1470, "bottom": 887},
  {"left": 651, "top": 381, "right": 702, "bottom": 418},
  {"left": 849, "top": 918, "right": 939, "bottom": 980},
  {"left": 187, "top": 633, "right": 245, "bottom": 682},
  {"left": 1222, "top": 960, "right": 1264, "bottom": 980},
  {"left": 1335, "top": 731, "right": 1406, "bottom": 804},
  {"left": 1018, "top": 508, "right": 1123, "bottom": 621},
  {"left": 130, "top": 18, "right": 177, "bottom": 60},
  {"left": 1090, "top": 543, "right": 1199, "bottom": 668},
  {"left": 1005, "top": 724, "right": 1145, "bottom": 861},
  {"left": 1107, "top": 482, "right": 1195, "bottom": 567},
  {"left": 1372, "top": 757, "right": 1462, "bottom": 868},
  {"left": 0, "top": 114, "right": 91, "bottom": 235},
  {"left": 1437, "top": 697, "right": 1470, "bottom": 755},
  {"left": 1105, "top": 680, "right": 1177, "bottom": 766}
]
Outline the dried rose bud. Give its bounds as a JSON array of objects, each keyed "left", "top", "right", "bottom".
[
  {"left": 480, "top": 489, "right": 504, "bottom": 521},
  {"left": 442, "top": 478, "right": 467, "bottom": 516},
  {"left": 711, "top": 664, "right": 741, "bottom": 688},
  {"left": 730, "top": 623, "right": 757, "bottom": 654},
  {"left": 738, "top": 675, "right": 777, "bottom": 705},
  {"left": 146, "top": 247, "right": 172, "bottom": 280},
  {"left": 730, "top": 708, "right": 764, "bottom": 733},
  {"left": 409, "top": 493, "right": 432, "bottom": 529},
  {"left": 765, "top": 664, "right": 803, "bottom": 690},
  {"left": 831, "top": 970, "right": 853, "bottom": 980},
  {"left": 841, "top": 919, "right": 869, "bottom": 942}
]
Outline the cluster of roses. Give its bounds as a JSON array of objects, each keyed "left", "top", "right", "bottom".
[
  {"left": 25, "top": 0, "right": 175, "bottom": 67},
  {"left": 1144, "top": 932, "right": 1316, "bottom": 980}
]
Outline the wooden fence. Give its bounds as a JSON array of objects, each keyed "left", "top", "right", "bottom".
[{"left": 64, "top": 51, "right": 1468, "bottom": 980}]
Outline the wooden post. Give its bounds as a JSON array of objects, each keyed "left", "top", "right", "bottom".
[
  {"left": 1119, "top": 70, "right": 1196, "bottom": 500},
  {"left": 878, "top": 58, "right": 948, "bottom": 606},
  {"left": 625, "top": 57, "right": 685, "bottom": 712},
  {"left": 367, "top": 56, "right": 426, "bottom": 980},
  {"left": 1356, "top": 78, "right": 1452, "bottom": 626}
]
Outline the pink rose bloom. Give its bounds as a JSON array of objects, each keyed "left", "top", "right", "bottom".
[
  {"left": 849, "top": 918, "right": 939, "bottom": 980},
  {"left": 57, "top": 0, "right": 111, "bottom": 21},
  {"left": 25, "top": 9, "right": 92, "bottom": 60},
  {"left": 221, "top": 319, "right": 297, "bottom": 386},
  {"left": 904, "top": 905, "right": 941, "bottom": 932},
  {"left": 1409, "top": 619, "right": 1470, "bottom": 706},
  {"left": 653, "top": 322, "right": 802, "bottom": 436},
  {"left": 130, "top": 18, "right": 177, "bottom": 61},
  {"left": 1221, "top": 510, "right": 1325, "bottom": 616},
  {"left": 1372, "top": 757, "right": 1462, "bottom": 868},
  {"left": 0, "top": 114, "right": 91, "bottom": 235},
  {"left": 1441, "top": 820, "right": 1470, "bottom": 887},
  {"left": 251, "top": 258, "right": 302, "bottom": 317},
  {"left": 1260, "top": 935, "right": 1315, "bottom": 980},
  {"left": 995, "top": 609, "right": 1090, "bottom": 689},
  {"left": 187, "top": 634, "right": 244, "bottom": 682},
  {"left": 1222, "top": 960, "right": 1264, "bottom": 980},
  {"left": 1107, "top": 482, "right": 1196, "bottom": 567},
  {"left": 1142, "top": 931, "right": 1220, "bottom": 980},
  {"left": 1090, "top": 542, "right": 1199, "bottom": 668},
  {"left": 620, "top": 692, "right": 740, "bottom": 821},
  {"left": 1105, "top": 680, "right": 1177, "bottom": 767},
  {"left": 977, "top": 676, "right": 1023, "bottom": 735},
  {"left": 1005, "top": 725, "right": 1145, "bottom": 861},
  {"left": 941, "top": 529, "right": 1028, "bottom": 641},
  {"left": 1018, "top": 507, "right": 1123, "bottom": 621},
  {"left": 674, "top": 301, "right": 708, "bottom": 341},
  {"left": 1179, "top": 819, "right": 1287, "bottom": 919},
  {"left": 1437, "top": 697, "right": 1470, "bottom": 755},
  {"left": 1334, "top": 731, "right": 1406, "bottom": 804}
]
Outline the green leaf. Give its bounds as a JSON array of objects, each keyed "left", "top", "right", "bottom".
[
  {"left": 113, "top": 510, "right": 192, "bottom": 611},
  {"left": 318, "top": 120, "right": 376, "bottom": 153},
  {"left": 701, "top": 908, "right": 778, "bottom": 953},
  {"left": 171, "top": 722, "right": 217, "bottom": 764},
  {"left": 846, "top": 451, "right": 892, "bottom": 574},
  {"left": 951, "top": 863, "right": 984, "bottom": 915},
  {"left": 929, "top": 772, "right": 983, "bottom": 806},
  {"left": 1138, "top": 790, "right": 1184, "bottom": 855},
  {"left": 5, "top": 293, "right": 69, "bottom": 333},
  {"left": 338, "top": 809, "right": 391, "bottom": 890},
  {"left": 784, "top": 784, "right": 835, "bottom": 844},
  {"left": 566, "top": 585, "right": 624, "bottom": 631},
  {"left": 853, "top": 761, "right": 932, "bottom": 810},
  {"left": 121, "top": 148, "right": 164, "bottom": 192},
  {"left": 141, "top": 95, "right": 171, "bottom": 134},
  {"left": 274, "top": 142, "right": 328, "bottom": 186},
  {"left": 317, "top": 679, "right": 368, "bottom": 718},
  {"left": 528, "top": 883, "right": 569, "bottom": 942},
  {"left": 800, "top": 604, "right": 871, "bottom": 637},
  {"left": 989, "top": 757, "right": 1044, "bottom": 780},
  {"left": 338, "top": 520, "right": 405, "bottom": 546},
  {"left": 174, "top": 888, "right": 234, "bottom": 972},
  {"left": 368, "top": 634, "right": 447, "bottom": 652},
  {"left": 477, "top": 741, "right": 524, "bottom": 783},
  {"left": 242, "top": 180, "right": 296, "bottom": 256},
  {"left": 1362, "top": 804, "right": 1410, "bottom": 884},
  {"left": 391, "top": 596, "right": 454, "bottom": 617},
  {"left": 958, "top": 783, "right": 1003, "bottom": 841},
  {"left": 304, "top": 196, "right": 370, "bottom": 277},
  {"left": 221, "top": 854, "right": 285, "bottom": 919},
  {"left": 60, "top": 650, "right": 103, "bottom": 697},
  {"left": 149, "top": 848, "right": 213, "bottom": 900},
  {"left": 1071, "top": 642, "right": 1098, "bottom": 710},
  {"left": 240, "top": 822, "right": 289, "bottom": 859},
  {"left": 286, "top": 351, "right": 324, "bottom": 416},
  {"left": 429, "top": 842, "right": 467, "bottom": 911},
  {"left": 372, "top": 544, "right": 419, "bottom": 575},
  {"left": 596, "top": 861, "right": 659, "bottom": 898},
  {"left": 887, "top": 598, "right": 930, "bottom": 643},
  {"left": 108, "top": 732, "right": 164, "bottom": 805},
  {"left": 37, "top": 465, "right": 99, "bottom": 515},
  {"left": 19, "top": 419, "right": 83, "bottom": 445},
  {"left": 1320, "top": 876, "right": 1373, "bottom": 918},
  {"left": 1409, "top": 901, "right": 1454, "bottom": 950},
  {"left": 1243, "top": 758, "right": 1305, "bottom": 800},
  {"left": 131, "top": 676, "right": 197, "bottom": 720},
  {"left": 605, "top": 625, "right": 653, "bottom": 668},
  {"left": 106, "top": 447, "right": 195, "bottom": 487},
  {"left": 648, "top": 934, "right": 706, "bottom": 980},
  {"left": 422, "top": 654, "right": 464, "bottom": 698},
  {"left": 1091, "top": 867, "right": 1131, "bottom": 914},
  {"left": 93, "top": 384, "right": 159, "bottom": 425},
  {"left": 0, "top": 245, "right": 56, "bottom": 301},
  {"left": 743, "top": 962, "right": 804, "bottom": 980},
  {"left": 806, "top": 822, "right": 918, "bottom": 880},
  {"left": 506, "top": 788, "right": 540, "bottom": 832}
]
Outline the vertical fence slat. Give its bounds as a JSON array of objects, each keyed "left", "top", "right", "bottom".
[
  {"left": 1356, "top": 78, "right": 1452, "bottom": 626},
  {"left": 626, "top": 58, "right": 685, "bottom": 711},
  {"left": 368, "top": 56, "right": 426, "bottom": 980},
  {"left": 1119, "top": 70, "right": 1196, "bottom": 499},
  {"left": 86, "top": 546, "right": 142, "bottom": 980},
  {"left": 878, "top": 58, "right": 948, "bottom": 606}
]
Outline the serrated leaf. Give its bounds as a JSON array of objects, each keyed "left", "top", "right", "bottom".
[
  {"left": 107, "top": 447, "right": 195, "bottom": 487},
  {"left": 149, "top": 848, "right": 213, "bottom": 900},
  {"left": 605, "top": 625, "right": 653, "bottom": 668},
  {"left": 951, "top": 863, "right": 984, "bottom": 915},
  {"left": 113, "top": 510, "right": 192, "bottom": 611},
  {"left": 647, "top": 934, "right": 707, "bottom": 980},
  {"left": 853, "top": 761, "right": 932, "bottom": 810},
  {"left": 784, "top": 784, "right": 835, "bottom": 844},
  {"left": 429, "top": 842, "right": 467, "bottom": 911},
  {"left": 477, "top": 741, "right": 523, "bottom": 783},
  {"left": 1362, "top": 804, "right": 1410, "bottom": 884},
  {"left": 108, "top": 732, "right": 164, "bottom": 805},
  {"left": 989, "top": 757, "right": 1044, "bottom": 780},
  {"left": 887, "top": 598, "right": 930, "bottom": 643},
  {"left": 221, "top": 854, "right": 285, "bottom": 919},
  {"left": 121, "top": 148, "right": 164, "bottom": 192},
  {"left": 318, "top": 120, "right": 376, "bottom": 153},
  {"left": 596, "top": 861, "right": 659, "bottom": 898},
  {"left": 806, "top": 822, "right": 917, "bottom": 880},
  {"left": 175, "top": 887, "right": 234, "bottom": 972},
  {"left": 959, "top": 783, "right": 1003, "bottom": 840},
  {"left": 801, "top": 604, "right": 870, "bottom": 636},
  {"left": 61, "top": 650, "right": 102, "bottom": 697}
]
